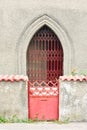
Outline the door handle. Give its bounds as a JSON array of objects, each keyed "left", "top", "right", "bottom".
[{"left": 40, "top": 99, "right": 47, "bottom": 101}]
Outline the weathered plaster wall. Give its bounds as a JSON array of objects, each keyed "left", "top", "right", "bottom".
[
  {"left": 59, "top": 79, "right": 87, "bottom": 121},
  {"left": 0, "top": 81, "right": 28, "bottom": 119},
  {"left": 0, "top": 0, "right": 87, "bottom": 75}
]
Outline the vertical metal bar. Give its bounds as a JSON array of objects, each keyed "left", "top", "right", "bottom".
[{"left": 27, "top": 25, "right": 63, "bottom": 83}]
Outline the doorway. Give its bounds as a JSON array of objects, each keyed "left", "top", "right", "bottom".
[{"left": 27, "top": 25, "right": 63, "bottom": 120}]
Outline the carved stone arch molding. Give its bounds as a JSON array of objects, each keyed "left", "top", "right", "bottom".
[{"left": 17, "top": 15, "right": 74, "bottom": 75}]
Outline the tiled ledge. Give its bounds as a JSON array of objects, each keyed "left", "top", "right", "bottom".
[
  {"left": 59, "top": 75, "right": 87, "bottom": 81},
  {"left": 0, "top": 75, "right": 28, "bottom": 82}
]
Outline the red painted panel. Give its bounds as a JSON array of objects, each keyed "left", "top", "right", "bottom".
[
  {"left": 29, "top": 96, "right": 58, "bottom": 120},
  {"left": 28, "top": 81, "right": 59, "bottom": 120}
]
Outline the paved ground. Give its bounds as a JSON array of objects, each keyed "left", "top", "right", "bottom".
[{"left": 0, "top": 122, "right": 87, "bottom": 130}]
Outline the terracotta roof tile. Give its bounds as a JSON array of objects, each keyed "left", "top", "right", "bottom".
[
  {"left": 59, "top": 75, "right": 87, "bottom": 81},
  {"left": 0, "top": 75, "right": 28, "bottom": 82}
]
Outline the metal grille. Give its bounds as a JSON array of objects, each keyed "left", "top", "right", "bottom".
[
  {"left": 29, "top": 81, "right": 58, "bottom": 96},
  {"left": 27, "top": 25, "right": 63, "bottom": 82}
]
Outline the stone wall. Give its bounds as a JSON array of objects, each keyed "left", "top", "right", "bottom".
[
  {"left": 59, "top": 76, "right": 87, "bottom": 121},
  {"left": 0, "top": 75, "right": 28, "bottom": 119},
  {"left": 0, "top": 0, "right": 87, "bottom": 75}
]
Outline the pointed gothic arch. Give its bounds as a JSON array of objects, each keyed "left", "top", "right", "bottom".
[
  {"left": 27, "top": 25, "right": 63, "bottom": 82},
  {"left": 17, "top": 15, "right": 74, "bottom": 75}
]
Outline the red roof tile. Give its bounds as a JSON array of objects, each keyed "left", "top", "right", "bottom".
[
  {"left": 59, "top": 75, "right": 87, "bottom": 81},
  {"left": 0, "top": 75, "right": 28, "bottom": 82}
]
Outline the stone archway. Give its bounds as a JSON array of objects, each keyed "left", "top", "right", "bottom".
[
  {"left": 17, "top": 15, "right": 74, "bottom": 75},
  {"left": 27, "top": 25, "right": 63, "bottom": 82}
]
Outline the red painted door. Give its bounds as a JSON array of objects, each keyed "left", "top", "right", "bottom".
[{"left": 27, "top": 25, "right": 63, "bottom": 120}]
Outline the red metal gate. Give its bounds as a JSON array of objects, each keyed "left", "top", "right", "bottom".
[
  {"left": 28, "top": 81, "right": 59, "bottom": 120},
  {"left": 27, "top": 25, "right": 63, "bottom": 120}
]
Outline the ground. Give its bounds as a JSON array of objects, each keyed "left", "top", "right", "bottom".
[{"left": 0, "top": 122, "right": 87, "bottom": 130}]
